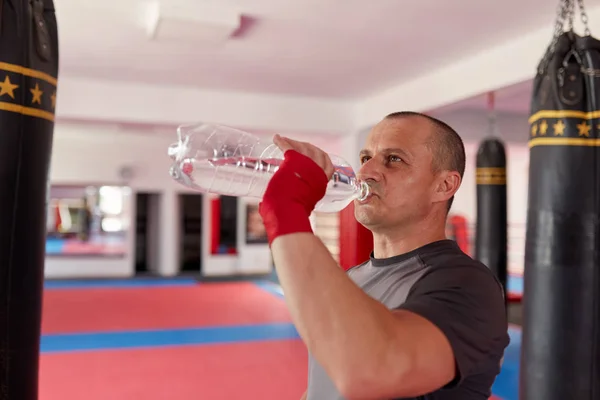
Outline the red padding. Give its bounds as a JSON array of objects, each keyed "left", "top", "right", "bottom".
[
  {"left": 339, "top": 202, "right": 373, "bottom": 270},
  {"left": 507, "top": 292, "right": 522, "bottom": 303},
  {"left": 210, "top": 197, "right": 221, "bottom": 254},
  {"left": 40, "top": 340, "right": 308, "bottom": 400},
  {"left": 449, "top": 214, "right": 470, "bottom": 255},
  {"left": 41, "top": 283, "right": 293, "bottom": 334}
]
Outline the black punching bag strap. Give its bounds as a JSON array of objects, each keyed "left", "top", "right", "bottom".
[{"left": 32, "top": 0, "right": 51, "bottom": 61}]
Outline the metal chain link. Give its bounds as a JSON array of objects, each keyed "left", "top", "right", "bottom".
[
  {"left": 565, "top": 0, "right": 575, "bottom": 32},
  {"left": 540, "top": 0, "right": 573, "bottom": 73},
  {"left": 539, "top": 0, "right": 593, "bottom": 74},
  {"left": 577, "top": 0, "right": 591, "bottom": 36}
]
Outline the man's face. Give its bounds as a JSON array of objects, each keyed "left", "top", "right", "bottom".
[{"left": 354, "top": 117, "right": 446, "bottom": 232}]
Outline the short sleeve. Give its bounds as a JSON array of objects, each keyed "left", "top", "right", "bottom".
[{"left": 395, "top": 264, "right": 509, "bottom": 387}]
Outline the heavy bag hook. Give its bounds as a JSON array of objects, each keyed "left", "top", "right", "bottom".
[
  {"left": 538, "top": 0, "right": 591, "bottom": 74},
  {"left": 486, "top": 92, "right": 500, "bottom": 138},
  {"left": 557, "top": 48, "right": 585, "bottom": 105}
]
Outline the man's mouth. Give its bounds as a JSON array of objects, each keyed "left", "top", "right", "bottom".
[{"left": 358, "top": 192, "right": 378, "bottom": 203}]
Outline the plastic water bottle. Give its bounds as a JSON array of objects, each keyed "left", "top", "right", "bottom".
[{"left": 167, "top": 123, "right": 370, "bottom": 213}]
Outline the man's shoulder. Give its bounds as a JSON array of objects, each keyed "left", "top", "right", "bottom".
[
  {"left": 417, "top": 246, "right": 505, "bottom": 297},
  {"left": 402, "top": 244, "right": 508, "bottom": 338},
  {"left": 417, "top": 240, "right": 484, "bottom": 270},
  {"left": 346, "top": 259, "right": 370, "bottom": 272}
]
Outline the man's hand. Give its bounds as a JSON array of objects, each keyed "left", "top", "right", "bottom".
[
  {"left": 258, "top": 135, "right": 332, "bottom": 245},
  {"left": 272, "top": 134, "right": 334, "bottom": 180}
]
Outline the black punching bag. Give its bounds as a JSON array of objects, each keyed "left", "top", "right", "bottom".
[
  {"left": 475, "top": 138, "right": 508, "bottom": 299},
  {"left": 0, "top": 1, "right": 59, "bottom": 399},
  {"left": 521, "top": 2, "right": 600, "bottom": 399}
]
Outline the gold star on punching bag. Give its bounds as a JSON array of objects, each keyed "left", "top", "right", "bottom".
[
  {"left": 30, "top": 83, "right": 43, "bottom": 105},
  {"left": 539, "top": 120, "right": 548, "bottom": 135},
  {"left": 553, "top": 120, "right": 566, "bottom": 136},
  {"left": 531, "top": 123, "right": 538, "bottom": 136},
  {"left": 0, "top": 75, "right": 19, "bottom": 99},
  {"left": 577, "top": 121, "right": 591, "bottom": 137}
]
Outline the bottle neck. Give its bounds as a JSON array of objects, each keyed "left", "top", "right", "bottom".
[{"left": 356, "top": 180, "right": 370, "bottom": 201}]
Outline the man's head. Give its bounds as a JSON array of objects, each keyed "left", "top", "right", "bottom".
[{"left": 354, "top": 111, "right": 465, "bottom": 233}]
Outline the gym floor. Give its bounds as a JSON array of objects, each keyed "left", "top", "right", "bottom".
[{"left": 40, "top": 276, "right": 522, "bottom": 400}]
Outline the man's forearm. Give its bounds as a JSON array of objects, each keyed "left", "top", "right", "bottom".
[{"left": 271, "top": 232, "right": 409, "bottom": 392}]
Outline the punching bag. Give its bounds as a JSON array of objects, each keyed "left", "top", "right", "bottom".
[
  {"left": 521, "top": 0, "right": 600, "bottom": 398},
  {"left": 0, "top": 1, "right": 59, "bottom": 399},
  {"left": 475, "top": 137, "right": 508, "bottom": 298}
]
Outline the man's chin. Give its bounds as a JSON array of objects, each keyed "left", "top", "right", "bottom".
[{"left": 354, "top": 209, "right": 377, "bottom": 227}]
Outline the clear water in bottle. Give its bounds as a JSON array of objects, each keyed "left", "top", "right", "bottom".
[{"left": 168, "top": 123, "right": 370, "bottom": 213}]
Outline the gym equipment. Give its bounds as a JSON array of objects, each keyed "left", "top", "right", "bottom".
[
  {"left": 521, "top": 0, "right": 600, "bottom": 398},
  {"left": 475, "top": 135, "right": 508, "bottom": 299},
  {"left": 475, "top": 92, "right": 508, "bottom": 299},
  {"left": 0, "top": 0, "right": 59, "bottom": 398}
]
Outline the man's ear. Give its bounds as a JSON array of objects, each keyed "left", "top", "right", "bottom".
[{"left": 434, "top": 171, "right": 461, "bottom": 202}]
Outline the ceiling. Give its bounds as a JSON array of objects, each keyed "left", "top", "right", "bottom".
[
  {"left": 55, "top": 0, "right": 572, "bottom": 102},
  {"left": 432, "top": 80, "right": 535, "bottom": 115}
]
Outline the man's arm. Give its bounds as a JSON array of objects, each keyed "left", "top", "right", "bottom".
[
  {"left": 271, "top": 233, "right": 457, "bottom": 399},
  {"left": 300, "top": 390, "right": 307, "bottom": 400}
]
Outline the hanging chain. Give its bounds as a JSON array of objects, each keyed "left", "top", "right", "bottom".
[
  {"left": 577, "top": 0, "right": 591, "bottom": 36},
  {"left": 540, "top": 0, "right": 573, "bottom": 73},
  {"left": 552, "top": 0, "right": 572, "bottom": 53},
  {"left": 539, "top": 0, "right": 593, "bottom": 74},
  {"left": 565, "top": 0, "right": 575, "bottom": 32}
]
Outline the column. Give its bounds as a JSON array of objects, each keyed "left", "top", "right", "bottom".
[{"left": 158, "top": 189, "right": 180, "bottom": 276}]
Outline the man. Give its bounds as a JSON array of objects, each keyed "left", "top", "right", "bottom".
[{"left": 258, "top": 111, "right": 510, "bottom": 400}]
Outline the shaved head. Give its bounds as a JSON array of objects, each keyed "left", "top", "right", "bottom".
[{"left": 384, "top": 112, "right": 465, "bottom": 210}]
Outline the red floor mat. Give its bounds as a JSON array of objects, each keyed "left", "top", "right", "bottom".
[
  {"left": 39, "top": 339, "right": 308, "bottom": 400},
  {"left": 42, "top": 282, "right": 292, "bottom": 334}
]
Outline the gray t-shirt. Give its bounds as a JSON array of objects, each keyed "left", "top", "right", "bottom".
[{"left": 306, "top": 239, "right": 509, "bottom": 400}]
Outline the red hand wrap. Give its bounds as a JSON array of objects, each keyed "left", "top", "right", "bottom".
[{"left": 259, "top": 150, "right": 329, "bottom": 245}]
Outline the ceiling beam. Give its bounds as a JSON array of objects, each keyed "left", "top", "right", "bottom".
[{"left": 54, "top": 76, "right": 356, "bottom": 135}]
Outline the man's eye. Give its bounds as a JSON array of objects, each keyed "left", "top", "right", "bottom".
[
  {"left": 360, "top": 156, "right": 371, "bottom": 164},
  {"left": 389, "top": 155, "right": 402, "bottom": 162}
]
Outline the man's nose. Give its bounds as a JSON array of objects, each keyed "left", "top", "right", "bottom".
[{"left": 357, "top": 158, "right": 382, "bottom": 183}]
